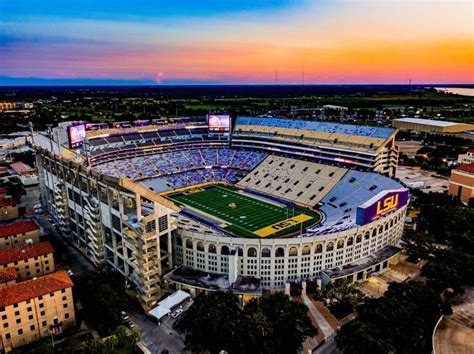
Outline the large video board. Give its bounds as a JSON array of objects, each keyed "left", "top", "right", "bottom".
[
  {"left": 67, "top": 123, "right": 86, "bottom": 149},
  {"left": 356, "top": 189, "right": 409, "bottom": 226},
  {"left": 207, "top": 114, "right": 231, "bottom": 132}
]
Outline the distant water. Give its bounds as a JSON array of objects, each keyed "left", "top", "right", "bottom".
[{"left": 436, "top": 87, "right": 474, "bottom": 97}]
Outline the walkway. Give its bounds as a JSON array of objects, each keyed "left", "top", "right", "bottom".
[{"left": 302, "top": 294, "right": 335, "bottom": 339}]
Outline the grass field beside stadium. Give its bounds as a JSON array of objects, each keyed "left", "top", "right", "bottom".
[{"left": 166, "top": 185, "right": 320, "bottom": 238}]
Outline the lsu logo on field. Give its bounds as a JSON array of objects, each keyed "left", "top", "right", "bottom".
[
  {"left": 375, "top": 194, "right": 399, "bottom": 216},
  {"left": 255, "top": 214, "right": 313, "bottom": 237}
]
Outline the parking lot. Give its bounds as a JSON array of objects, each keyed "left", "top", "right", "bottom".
[
  {"left": 396, "top": 166, "right": 449, "bottom": 193},
  {"left": 126, "top": 299, "right": 193, "bottom": 354}
]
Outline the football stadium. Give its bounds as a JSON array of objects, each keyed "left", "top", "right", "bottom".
[{"left": 33, "top": 115, "right": 407, "bottom": 310}]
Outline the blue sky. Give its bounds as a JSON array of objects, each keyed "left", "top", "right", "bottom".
[{"left": 0, "top": 0, "right": 472, "bottom": 85}]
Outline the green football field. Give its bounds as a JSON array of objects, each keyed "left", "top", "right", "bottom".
[{"left": 166, "top": 185, "right": 320, "bottom": 238}]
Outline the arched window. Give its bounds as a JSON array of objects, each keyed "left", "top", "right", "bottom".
[
  {"left": 289, "top": 247, "right": 298, "bottom": 256},
  {"left": 326, "top": 242, "right": 334, "bottom": 252},
  {"left": 261, "top": 248, "right": 271, "bottom": 257},
  {"left": 247, "top": 247, "right": 257, "bottom": 257},
  {"left": 337, "top": 240, "right": 344, "bottom": 249},
  {"left": 379, "top": 226, "right": 384, "bottom": 234},
  {"left": 356, "top": 235, "right": 362, "bottom": 243},
  {"left": 364, "top": 231, "right": 370, "bottom": 240},
  {"left": 384, "top": 223, "right": 389, "bottom": 231},
  {"left": 347, "top": 237, "right": 354, "bottom": 246},
  {"left": 208, "top": 244, "right": 216, "bottom": 254},
  {"left": 372, "top": 229, "right": 377, "bottom": 237},
  {"left": 302, "top": 245, "right": 311, "bottom": 255},
  {"left": 186, "top": 239, "right": 193, "bottom": 249},
  {"left": 221, "top": 245, "right": 229, "bottom": 255},
  {"left": 237, "top": 247, "right": 243, "bottom": 257},
  {"left": 315, "top": 244, "right": 323, "bottom": 253},
  {"left": 197, "top": 242, "right": 204, "bottom": 252},
  {"left": 390, "top": 219, "right": 394, "bottom": 227},
  {"left": 275, "top": 247, "right": 285, "bottom": 257}
]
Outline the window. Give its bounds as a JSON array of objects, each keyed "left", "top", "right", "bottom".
[
  {"left": 28, "top": 315, "right": 33, "bottom": 320},
  {"left": 30, "top": 325, "right": 35, "bottom": 331},
  {"left": 247, "top": 247, "right": 257, "bottom": 257},
  {"left": 16, "top": 319, "right": 21, "bottom": 324},
  {"left": 1, "top": 315, "right": 6, "bottom": 320},
  {"left": 63, "top": 304, "right": 68, "bottom": 309},
  {"left": 5, "top": 333, "right": 10, "bottom": 339},
  {"left": 158, "top": 215, "right": 168, "bottom": 232},
  {"left": 18, "top": 329, "right": 23, "bottom": 335},
  {"left": 65, "top": 313, "right": 70, "bottom": 319},
  {"left": 42, "top": 321, "right": 47, "bottom": 327}
]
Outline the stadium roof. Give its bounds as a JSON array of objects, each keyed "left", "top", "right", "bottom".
[
  {"left": 0, "top": 221, "right": 39, "bottom": 238},
  {"left": 0, "top": 241, "right": 54, "bottom": 266},
  {"left": 393, "top": 118, "right": 461, "bottom": 127},
  {"left": 0, "top": 271, "right": 73, "bottom": 308}
]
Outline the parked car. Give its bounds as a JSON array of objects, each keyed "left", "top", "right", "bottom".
[
  {"left": 121, "top": 311, "right": 130, "bottom": 321},
  {"left": 171, "top": 308, "right": 184, "bottom": 319}
]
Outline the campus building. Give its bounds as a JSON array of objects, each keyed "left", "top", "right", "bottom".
[
  {"left": 32, "top": 117, "right": 408, "bottom": 310},
  {"left": 0, "top": 221, "right": 40, "bottom": 250},
  {"left": 449, "top": 163, "right": 474, "bottom": 204},
  {"left": 0, "top": 241, "right": 55, "bottom": 280},
  {"left": 0, "top": 271, "right": 75, "bottom": 351},
  {"left": 392, "top": 117, "right": 474, "bottom": 134}
]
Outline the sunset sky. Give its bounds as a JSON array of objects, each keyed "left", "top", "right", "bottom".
[{"left": 0, "top": 0, "right": 473, "bottom": 84}]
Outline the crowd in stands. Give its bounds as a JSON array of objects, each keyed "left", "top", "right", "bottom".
[
  {"left": 238, "top": 156, "right": 347, "bottom": 206},
  {"left": 93, "top": 148, "right": 267, "bottom": 181}
]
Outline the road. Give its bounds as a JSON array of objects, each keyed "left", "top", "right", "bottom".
[{"left": 34, "top": 214, "right": 95, "bottom": 275}]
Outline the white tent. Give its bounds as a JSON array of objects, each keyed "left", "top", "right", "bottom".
[
  {"left": 148, "top": 306, "right": 170, "bottom": 321},
  {"left": 147, "top": 290, "right": 191, "bottom": 321}
]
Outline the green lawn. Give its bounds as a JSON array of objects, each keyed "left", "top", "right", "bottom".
[{"left": 167, "top": 185, "right": 319, "bottom": 238}]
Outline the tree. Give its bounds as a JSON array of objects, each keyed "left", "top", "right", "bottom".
[
  {"left": 177, "top": 291, "right": 250, "bottom": 353},
  {"left": 314, "top": 278, "right": 365, "bottom": 319},
  {"left": 177, "top": 291, "right": 316, "bottom": 354},
  {"left": 73, "top": 271, "right": 127, "bottom": 335},
  {"left": 336, "top": 282, "right": 451, "bottom": 354},
  {"left": 245, "top": 292, "right": 317, "bottom": 354},
  {"left": 468, "top": 198, "right": 474, "bottom": 208}
]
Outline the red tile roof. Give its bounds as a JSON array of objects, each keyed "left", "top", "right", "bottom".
[
  {"left": 456, "top": 163, "right": 474, "bottom": 174},
  {"left": 0, "top": 241, "right": 54, "bottom": 266},
  {"left": 0, "top": 271, "right": 73, "bottom": 308},
  {"left": 10, "top": 161, "right": 34, "bottom": 174},
  {"left": 0, "top": 197, "right": 18, "bottom": 207},
  {"left": 0, "top": 268, "right": 17, "bottom": 283},
  {"left": 0, "top": 221, "right": 39, "bottom": 238}
]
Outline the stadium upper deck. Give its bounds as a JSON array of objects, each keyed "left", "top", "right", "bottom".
[{"left": 233, "top": 117, "right": 399, "bottom": 176}]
